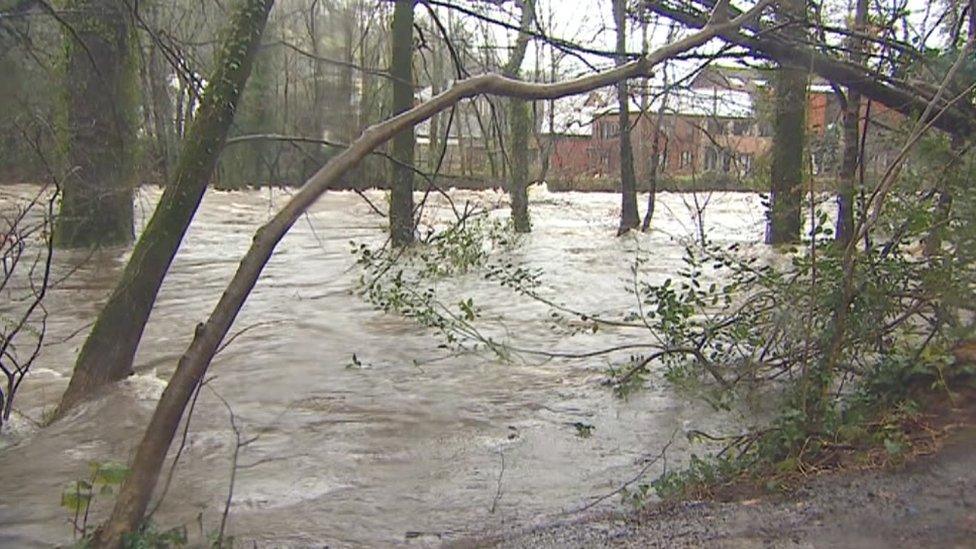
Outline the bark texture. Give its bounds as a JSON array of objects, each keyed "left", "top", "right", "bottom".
[
  {"left": 503, "top": 0, "right": 535, "bottom": 233},
  {"left": 389, "top": 0, "right": 416, "bottom": 247},
  {"left": 766, "top": 0, "right": 805, "bottom": 245},
  {"left": 836, "top": 0, "right": 868, "bottom": 245},
  {"left": 57, "top": 0, "right": 275, "bottom": 417},
  {"left": 57, "top": 0, "right": 138, "bottom": 248},
  {"left": 614, "top": 0, "right": 640, "bottom": 235}
]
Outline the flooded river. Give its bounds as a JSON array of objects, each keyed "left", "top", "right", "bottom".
[{"left": 0, "top": 185, "right": 770, "bottom": 546}]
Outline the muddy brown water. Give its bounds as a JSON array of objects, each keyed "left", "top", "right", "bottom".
[{"left": 0, "top": 185, "right": 776, "bottom": 546}]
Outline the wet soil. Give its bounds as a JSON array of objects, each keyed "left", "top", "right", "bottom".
[{"left": 483, "top": 423, "right": 976, "bottom": 548}]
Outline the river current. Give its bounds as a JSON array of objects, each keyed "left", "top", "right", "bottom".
[{"left": 0, "top": 185, "right": 772, "bottom": 546}]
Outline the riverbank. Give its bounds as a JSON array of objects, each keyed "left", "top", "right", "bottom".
[
  {"left": 1, "top": 174, "right": 819, "bottom": 194},
  {"left": 473, "top": 393, "right": 976, "bottom": 548}
]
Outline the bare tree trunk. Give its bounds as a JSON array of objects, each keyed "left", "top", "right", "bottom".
[
  {"left": 836, "top": 100, "right": 859, "bottom": 244},
  {"left": 428, "top": 34, "right": 444, "bottom": 172},
  {"left": 642, "top": 108, "right": 667, "bottom": 231},
  {"left": 503, "top": 0, "right": 535, "bottom": 233},
  {"left": 338, "top": 7, "right": 357, "bottom": 143},
  {"left": 89, "top": 6, "right": 765, "bottom": 544},
  {"left": 145, "top": 3, "right": 176, "bottom": 184},
  {"left": 836, "top": 0, "right": 868, "bottom": 245},
  {"left": 641, "top": 18, "right": 658, "bottom": 231},
  {"left": 766, "top": 0, "right": 806, "bottom": 245},
  {"left": 57, "top": 0, "right": 275, "bottom": 417},
  {"left": 614, "top": 0, "right": 639, "bottom": 235},
  {"left": 175, "top": 80, "right": 186, "bottom": 139},
  {"left": 389, "top": 0, "right": 415, "bottom": 247},
  {"left": 309, "top": 0, "right": 327, "bottom": 148},
  {"left": 57, "top": 0, "right": 138, "bottom": 248}
]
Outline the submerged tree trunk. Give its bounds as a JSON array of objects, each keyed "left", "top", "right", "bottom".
[
  {"left": 836, "top": 0, "right": 868, "bottom": 245},
  {"left": 766, "top": 0, "right": 806, "bottom": 245},
  {"left": 503, "top": 0, "right": 535, "bottom": 233},
  {"left": 614, "top": 0, "right": 639, "bottom": 235},
  {"left": 56, "top": 0, "right": 275, "bottom": 417},
  {"left": 88, "top": 6, "right": 765, "bottom": 545},
  {"left": 57, "top": 0, "right": 138, "bottom": 248},
  {"left": 389, "top": 0, "right": 416, "bottom": 247}
]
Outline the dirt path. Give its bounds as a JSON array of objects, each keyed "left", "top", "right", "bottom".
[{"left": 478, "top": 428, "right": 976, "bottom": 548}]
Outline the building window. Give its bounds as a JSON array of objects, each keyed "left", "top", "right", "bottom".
[
  {"left": 680, "top": 150, "right": 692, "bottom": 168},
  {"left": 600, "top": 122, "right": 620, "bottom": 139},
  {"left": 739, "top": 154, "right": 753, "bottom": 174},
  {"left": 732, "top": 120, "right": 750, "bottom": 136},
  {"left": 704, "top": 148, "right": 718, "bottom": 171},
  {"left": 706, "top": 119, "right": 722, "bottom": 136}
]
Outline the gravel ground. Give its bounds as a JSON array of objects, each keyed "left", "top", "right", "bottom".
[{"left": 466, "top": 427, "right": 976, "bottom": 548}]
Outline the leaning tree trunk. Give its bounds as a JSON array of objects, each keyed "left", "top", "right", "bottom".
[
  {"left": 503, "top": 0, "right": 535, "bottom": 233},
  {"left": 766, "top": 0, "right": 806, "bottom": 245},
  {"left": 57, "top": 0, "right": 138, "bottom": 248},
  {"left": 56, "top": 0, "right": 275, "bottom": 417},
  {"left": 389, "top": 0, "right": 416, "bottom": 247},
  {"left": 614, "top": 0, "right": 640, "bottom": 235},
  {"left": 88, "top": 7, "right": 763, "bottom": 545}
]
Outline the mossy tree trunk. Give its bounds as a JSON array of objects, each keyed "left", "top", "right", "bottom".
[
  {"left": 57, "top": 0, "right": 275, "bottom": 417},
  {"left": 57, "top": 0, "right": 138, "bottom": 248},
  {"left": 389, "top": 0, "right": 416, "bottom": 247},
  {"left": 614, "top": 0, "right": 640, "bottom": 235},
  {"left": 504, "top": 0, "right": 535, "bottom": 233},
  {"left": 766, "top": 0, "right": 806, "bottom": 245}
]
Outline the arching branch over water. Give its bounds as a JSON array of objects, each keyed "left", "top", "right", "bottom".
[{"left": 91, "top": 1, "right": 774, "bottom": 545}]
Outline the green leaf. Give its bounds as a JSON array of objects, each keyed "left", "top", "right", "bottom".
[{"left": 92, "top": 462, "right": 130, "bottom": 486}]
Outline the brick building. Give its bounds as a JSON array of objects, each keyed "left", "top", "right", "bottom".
[{"left": 547, "top": 65, "right": 841, "bottom": 187}]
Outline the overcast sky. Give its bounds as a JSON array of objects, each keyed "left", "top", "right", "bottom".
[{"left": 454, "top": 0, "right": 953, "bottom": 80}]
